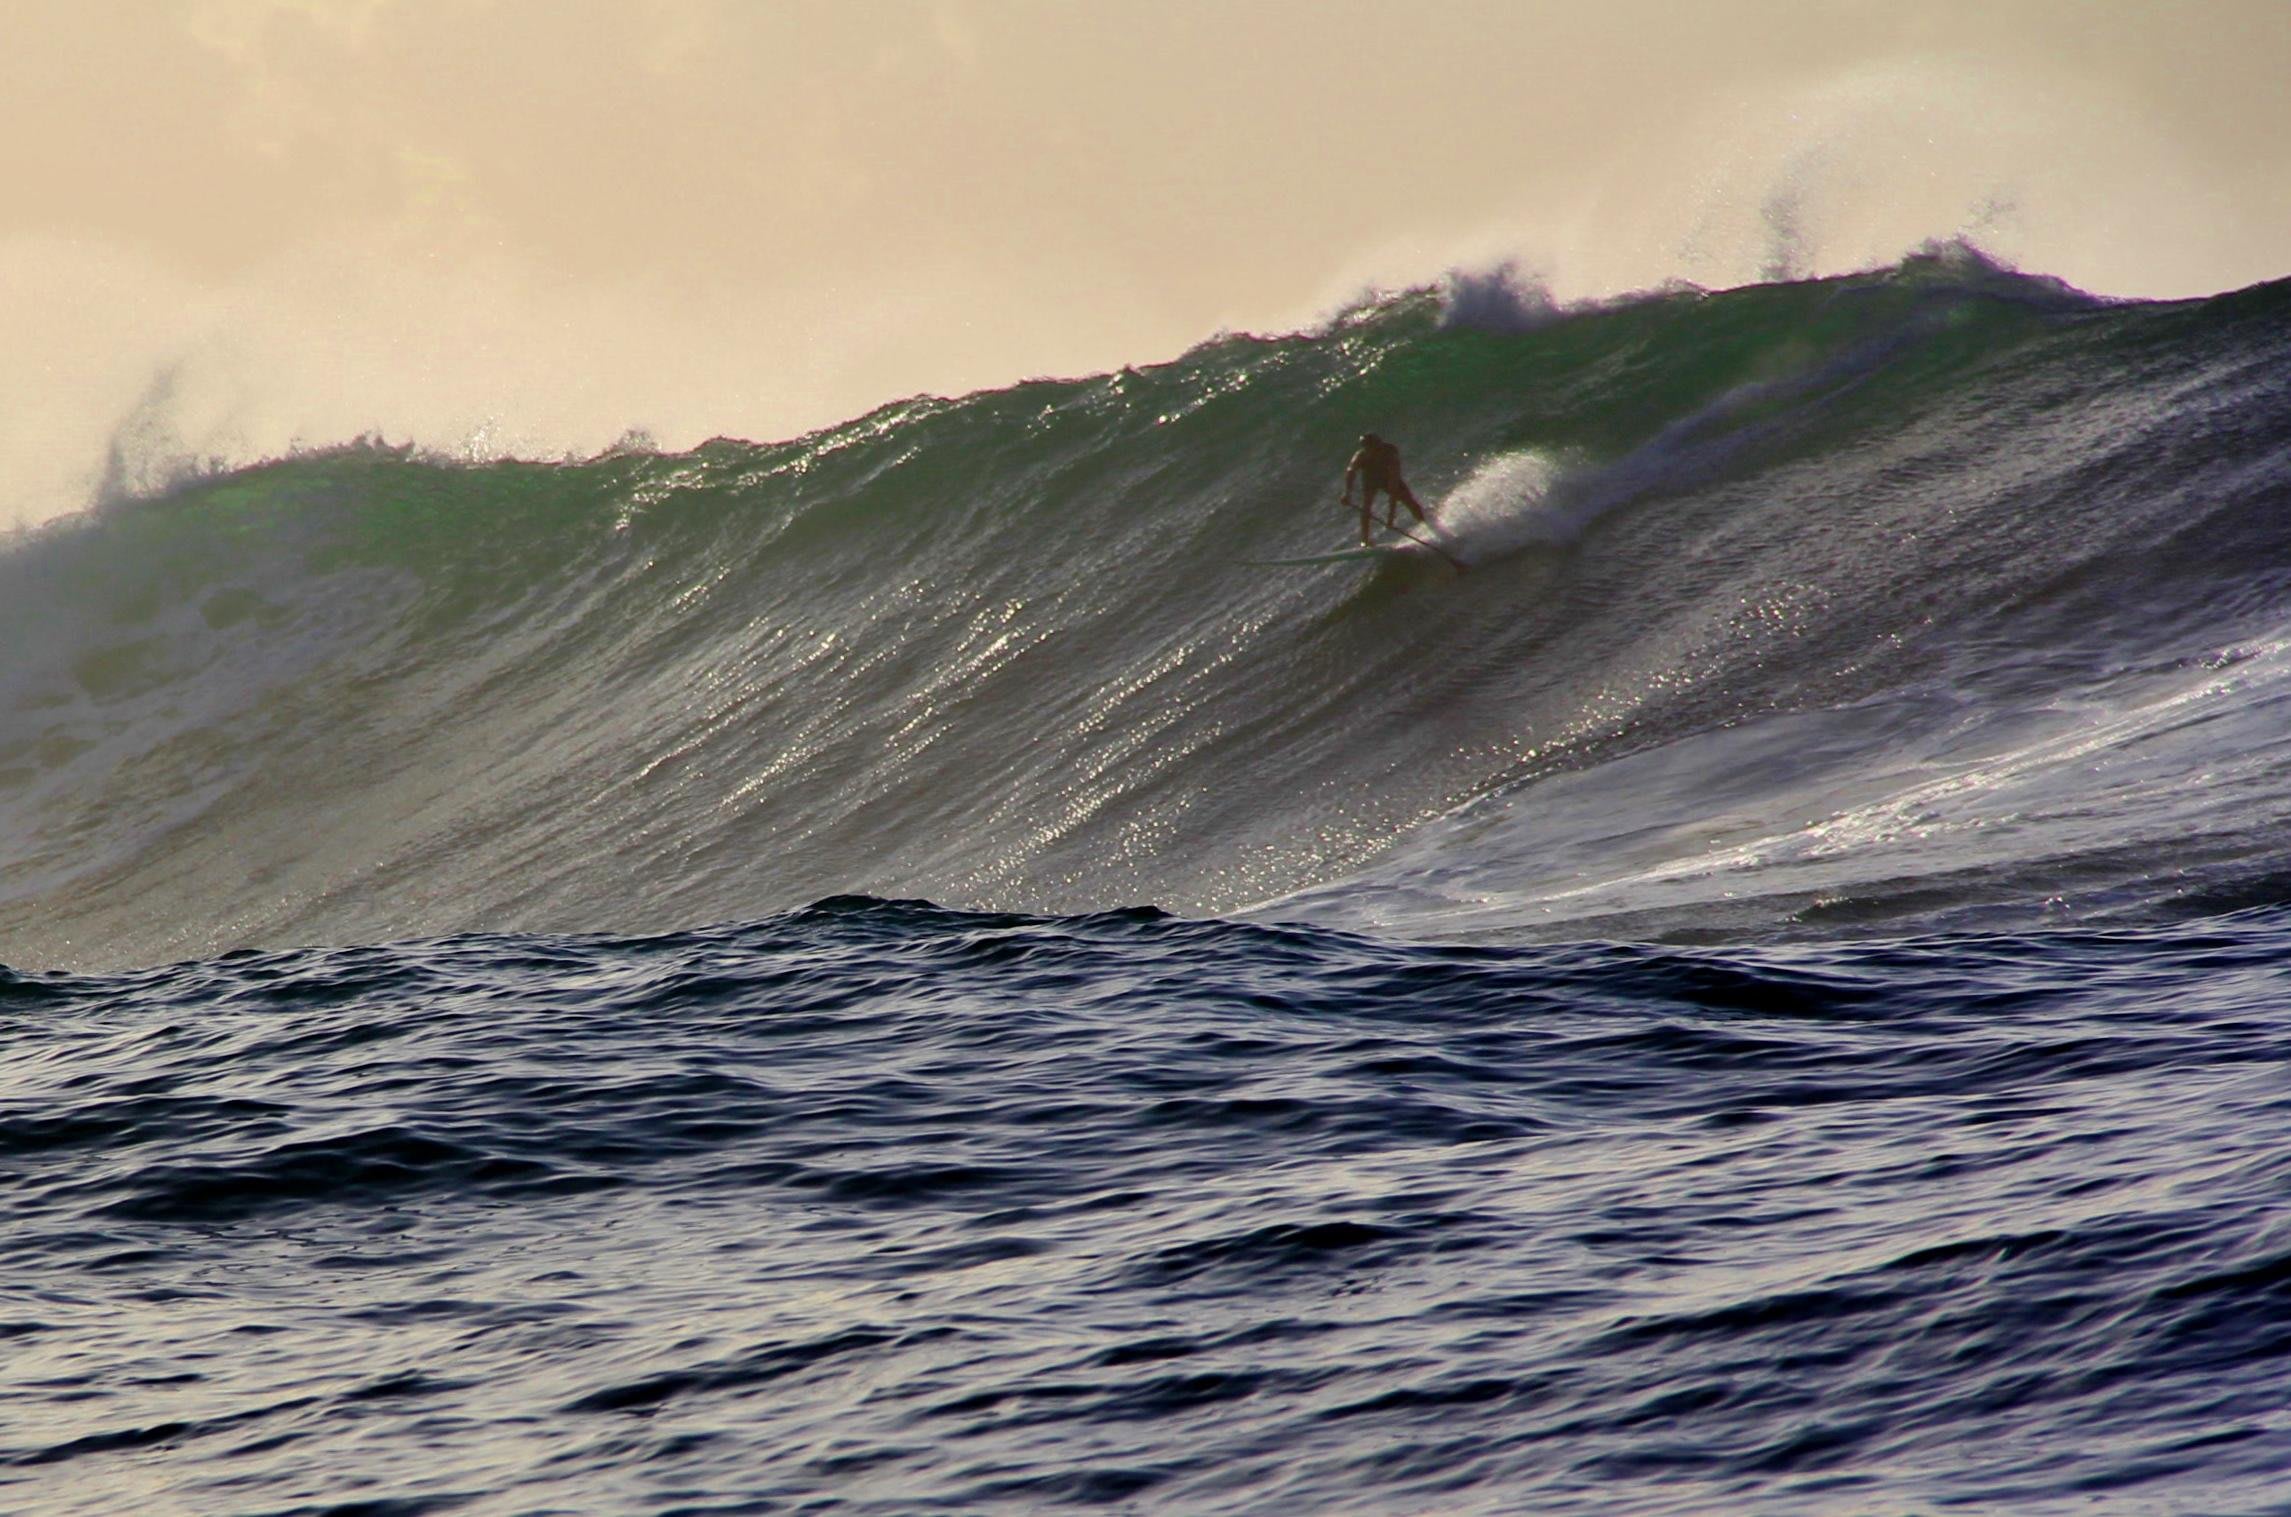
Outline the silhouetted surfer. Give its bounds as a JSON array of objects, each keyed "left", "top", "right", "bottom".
[{"left": 1344, "top": 433, "right": 1430, "bottom": 545}]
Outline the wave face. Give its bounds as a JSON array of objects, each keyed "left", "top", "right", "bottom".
[{"left": 6, "top": 249, "right": 2291, "bottom": 967}]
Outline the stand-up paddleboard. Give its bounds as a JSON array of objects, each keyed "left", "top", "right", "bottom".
[
  {"left": 1248, "top": 495, "right": 1468, "bottom": 570},
  {"left": 1246, "top": 543, "right": 1425, "bottom": 567},
  {"left": 1247, "top": 531, "right": 1466, "bottom": 572}
]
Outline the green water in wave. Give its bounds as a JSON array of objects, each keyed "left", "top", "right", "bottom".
[{"left": 3, "top": 259, "right": 2281, "bottom": 969}]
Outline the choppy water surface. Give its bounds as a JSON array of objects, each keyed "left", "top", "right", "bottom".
[{"left": 8, "top": 901, "right": 2290, "bottom": 1513}]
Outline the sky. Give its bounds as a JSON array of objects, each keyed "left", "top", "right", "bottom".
[{"left": 4, "top": 0, "right": 2288, "bottom": 527}]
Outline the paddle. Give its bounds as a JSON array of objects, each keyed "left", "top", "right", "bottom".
[{"left": 1338, "top": 496, "right": 1467, "bottom": 571}]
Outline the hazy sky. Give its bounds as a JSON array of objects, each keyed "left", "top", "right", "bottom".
[{"left": 5, "top": 0, "right": 2288, "bottom": 525}]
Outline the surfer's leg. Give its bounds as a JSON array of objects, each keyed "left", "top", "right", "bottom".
[{"left": 1359, "top": 489, "right": 1376, "bottom": 544}]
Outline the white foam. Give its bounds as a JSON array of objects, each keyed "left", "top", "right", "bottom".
[
  {"left": 1436, "top": 263, "right": 1569, "bottom": 335},
  {"left": 1432, "top": 450, "right": 1581, "bottom": 558}
]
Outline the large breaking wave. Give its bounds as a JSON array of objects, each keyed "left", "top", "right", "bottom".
[{"left": 6, "top": 246, "right": 2291, "bottom": 968}]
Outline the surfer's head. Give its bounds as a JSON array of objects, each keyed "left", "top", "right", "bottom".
[{"left": 1360, "top": 432, "right": 1381, "bottom": 447}]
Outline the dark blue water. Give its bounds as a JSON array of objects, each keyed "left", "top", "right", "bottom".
[{"left": 9, "top": 899, "right": 2290, "bottom": 1513}]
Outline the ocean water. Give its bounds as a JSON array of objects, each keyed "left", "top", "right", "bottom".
[{"left": 7, "top": 247, "right": 2291, "bottom": 1512}]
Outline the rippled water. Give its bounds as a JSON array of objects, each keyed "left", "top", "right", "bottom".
[{"left": 9, "top": 900, "right": 2289, "bottom": 1513}]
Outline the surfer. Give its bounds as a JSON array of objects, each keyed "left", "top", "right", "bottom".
[{"left": 1344, "top": 433, "right": 1430, "bottom": 545}]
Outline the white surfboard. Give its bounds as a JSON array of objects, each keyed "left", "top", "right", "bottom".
[{"left": 1245, "top": 543, "right": 1425, "bottom": 567}]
